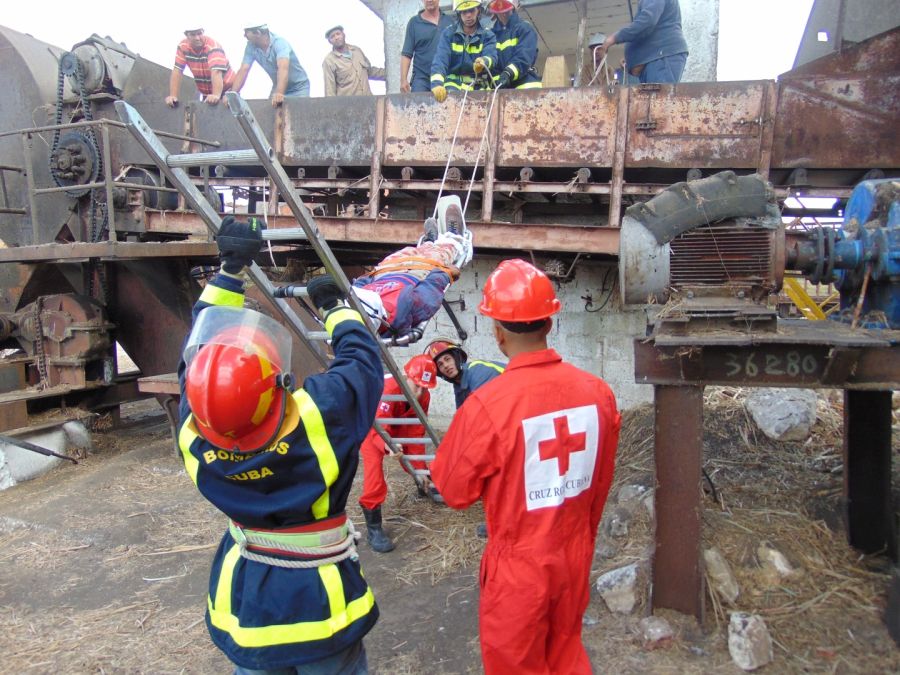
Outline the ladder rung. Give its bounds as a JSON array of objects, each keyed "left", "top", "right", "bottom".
[
  {"left": 381, "top": 394, "right": 408, "bottom": 401},
  {"left": 308, "top": 331, "right": 329, "bottom": 341},
  {"left": 391, "top": 438, "right": 434, "bottom": 445},
  {"left": 262, "top": 228, "right": 309, "bottom": 241},
  {"left": 398, "top": 455, "right": 434, "bottom": 461},
  {"left": 166, "top": 149, "right": 260, "bottom": 168},
  {"left": 379, "top": 418, "right": 427, "bottom": 425},
  {"left": 410, "top": 469, "right": 431, "bottom": 476}
]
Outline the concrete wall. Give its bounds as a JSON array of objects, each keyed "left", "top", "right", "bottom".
[
  {"left": 388, "top": 256, "right": 654, "bottom": 430},
  {"left": 680, "top": 0, "right": 719, "bottom": 82},
  {"left": 382, "top": 0, "right": 422, "bottom": 94}
]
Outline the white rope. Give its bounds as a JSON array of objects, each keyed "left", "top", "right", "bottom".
[
  {"left": 432, "top": 85, "right": 471, "bottom": 218},
  {"left": 463, "top": 72, "right": 503, "bottom": 215},
  {"left": 235, "top": 520, "right": 362, "bottom": 569}
]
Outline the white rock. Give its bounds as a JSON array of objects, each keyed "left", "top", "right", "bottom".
[
  {"left": 642, "top": 491, "right": 655, "bottom": 519},
  {"left": 639, "top": 616, "right": 674, "bottom": 644},
  {"left": 595, "top": 563, "right": 639, "bottom": 614},
  {"left": 0, "top": 450, "right": 13, "bottom": 490},
  {"left": 617, "top": 484, "right": 648, "bottom": 505},
  {"left": 596, "top": 539, "right": 619, "bottom": 560},
  {"left": 745, "top": 388, "right": 818, "bottom": 441},
  {"left": 757, "top": 541, "right": 797, "bottom": 577},
  {"left": 0, "top": 429, "right": 67, "bottom": 486},
  {"left": 704, "top": 547, "right": 740, "bottom": 604},
  {"left": 728, "top": 612, "right": 774, "bottom": 671},
  {"left": 62, "top": 420, "right": 93, "bottom": 451},
  {"left": 605, "top": 507, "right": 631, "bottom": 538}
]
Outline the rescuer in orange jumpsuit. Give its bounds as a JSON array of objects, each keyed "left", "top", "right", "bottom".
[
  {"left": 358, "top": 354, "right": 437, "bottom": 553},
  {"left": 431, "top": 259, "right": 621, "bottom": 674}
]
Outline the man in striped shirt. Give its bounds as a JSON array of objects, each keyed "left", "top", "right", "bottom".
[{"left": 165, "top": 27, "right": 235, "bottom": 107}]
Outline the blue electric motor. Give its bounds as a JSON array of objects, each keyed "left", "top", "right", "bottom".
[{"left": 830, "top": 179, "right": 900, "bottom": 328}]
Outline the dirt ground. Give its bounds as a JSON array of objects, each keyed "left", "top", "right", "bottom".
[{"left": 0, "top": 391, "right": 898, "bottom": 674}]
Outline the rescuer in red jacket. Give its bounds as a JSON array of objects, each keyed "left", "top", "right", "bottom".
[
  {"left": 358, "top": 354, "right": 437, "bottom": 553},
  {"left": 431, "top": 259, "right": 621, "bottom": 674}
]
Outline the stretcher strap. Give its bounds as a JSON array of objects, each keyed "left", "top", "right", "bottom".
[
  {"left": 373, "top": 257, "right": 458, "bottom": 278},
  {"left": 230, "top": 519, "right": 361, "bottom": 569}
]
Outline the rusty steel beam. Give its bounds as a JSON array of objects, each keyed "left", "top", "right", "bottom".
[
  {"left": 143, "top": 212, "right": 621, "bottom": 255},
  {"left": 652, "top": 384, "right": 705, "bottom": 619},
  {"left": 843, "top": 390, "right": 897, "bottom": 559},
  {"left": 634, "top": 340, "right": 899, "bottom": 390},
  {"left": 0, "top": 241, "right": 217, "bottom": 264}
]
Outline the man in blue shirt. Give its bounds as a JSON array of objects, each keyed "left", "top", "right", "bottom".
[
  {"left": 233, "top": 23, "right": 310, "bottom": 105},
  {"left": 595, "top": 0, "right": 689, "bottom": 84},
  {"left": 401, "top": 0, "right": 455, "bottom": 93}
]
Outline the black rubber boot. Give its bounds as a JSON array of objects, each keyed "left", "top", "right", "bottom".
[{"left": 362, "top": 506, "right": 395, "bottom": 553}]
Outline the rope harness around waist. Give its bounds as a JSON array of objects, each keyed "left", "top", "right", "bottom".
[{"left": 228, "top": 515, "right": 360, "bottom": 569}]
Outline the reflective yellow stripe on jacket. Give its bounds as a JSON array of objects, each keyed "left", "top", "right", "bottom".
[
  {"left": 208, "top": 544, "right": 376, "bottom": 647},
  {"left": 469, "top": 359, "right": 505, "bottom": 374},
  {"left": 294, "top": 389, "right": 339, "bottom": 520},
  {"left": 199, "top": 282, "right": 244, "bottom": 307},
  {"left": 178, "top": 415, "right": 202, "bottom": 486},
  {"left": 451, "top": 43, "right": 484, "bottom": 54}
]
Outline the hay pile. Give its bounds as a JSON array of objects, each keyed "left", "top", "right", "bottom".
[{"left": 586, "top": 387, "right": 900, "bottom": 673}]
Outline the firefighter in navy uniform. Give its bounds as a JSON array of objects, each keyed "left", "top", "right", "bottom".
[
  {"left": 177, "top": 216, "right": 383, "bottom": 674},
  {"left": 487, "top": 0, "right": 542, "bottom": 90},
  {"left": 430, "top": 0, "right": 498, "bottom": 101},
  {"left": 424, "top": 338, "right": 505, "bottom": 410}
]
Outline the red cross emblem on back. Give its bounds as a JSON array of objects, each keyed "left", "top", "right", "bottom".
[{"left": 538, "top": 415, "right": 587, "bottom": 476}]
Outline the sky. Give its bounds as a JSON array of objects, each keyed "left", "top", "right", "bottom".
[{"left": 1, "top": 0, "right": 815, "bottom": 99}]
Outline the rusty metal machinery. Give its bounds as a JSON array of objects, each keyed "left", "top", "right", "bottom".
[
  {"left": 618, "top": 171, "right": 784, "bottom": 330},
  {"left": 620, "top": 173, "right": 900, "bottom": 330},
  {"left": 0, "top": 294, "right": 114, "bottom": 389},
  {"left": 0, "top": 23, "right": 895, "bottom": 430},
  {"left": 623, "top": 171, "right": 899, "bottom": 620}
]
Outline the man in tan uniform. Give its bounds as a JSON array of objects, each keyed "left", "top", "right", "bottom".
[{"left": 322, "top": 26, "right": 386, "bottom": 96}]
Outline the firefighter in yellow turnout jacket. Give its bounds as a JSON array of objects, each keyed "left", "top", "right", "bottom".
[
  {"left": 488, "top": 0, "right": 542, "bottom": 89},
  {"left": 177, "top": 216, "right": 382, "bottom": 672}
]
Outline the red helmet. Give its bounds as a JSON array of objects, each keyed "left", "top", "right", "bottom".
[
  {"left": 404, "top": 354, "right": 438, "bottom": 389},
  {"left": 489, "top": 0, "right": 517, "bottom": 12},
  {"left": 479, "top": 259, "right": 561, "bottom": 322},
  {"left": 184, "top": 308, "right": 292, "bottom": 453},
  {"left": 424, "top": 338, "right": 468, "bottom": 364}
]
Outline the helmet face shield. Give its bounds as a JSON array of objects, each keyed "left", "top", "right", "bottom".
[
  {"left": 184, "top": 306, "right": 292, "bottom": 374},
  {"left": 184, "top": 307, "right": 293, "bottom": 453}
]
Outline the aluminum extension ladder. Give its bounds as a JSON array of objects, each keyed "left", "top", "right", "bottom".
[{"left": 115, "top": 93, "right": 440, "bottom": 499}]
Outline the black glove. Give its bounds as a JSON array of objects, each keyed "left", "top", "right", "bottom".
[
  {"left": 306, "top": 275, "right": 345, "bottom": 313},
  {"left": 496, "top": 70, "right": 512, "bottom": 89},
  {"left": 217, "top": 216, "right": 263, "bottom": 273}
]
